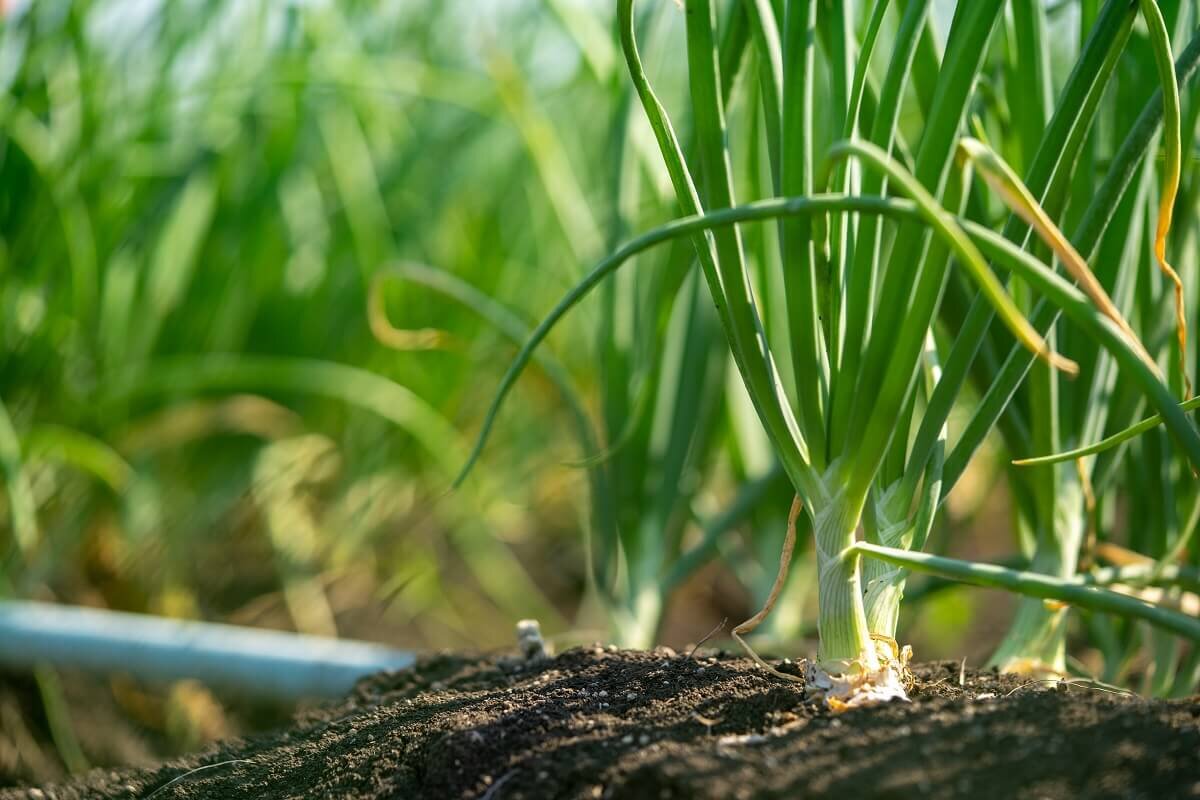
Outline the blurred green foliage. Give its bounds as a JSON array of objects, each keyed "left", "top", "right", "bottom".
[
  {"left": 0, "top": 0, "right": 624, "bottom": 647},
  {"left": 0, "top": 0, "right": 1197, "bottom": 709}
]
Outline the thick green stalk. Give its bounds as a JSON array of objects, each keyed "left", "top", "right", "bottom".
[
  {"left": 594, "top": 0, "right": 748, "bottom": 637},
  {"left": 828, "top": 0, "right": 929, "bottom": 455},
  {"left": 915, "top": 0, "right": 1138, "bottom": 495},
  {"left": 742, "top": 0, "right": 783, "bottom": 190},
  {"left": 861, "top": 485, "right": 913, "bottom": 638},
  {"left": 829, "top": 134, "right": 1077, "bottom": 508},
  {"left": 817, "top": 0, "right": 855, "bottom": 372},
  {"left": 996, "top": 362, "right": 1067, "bottom": 670},
  {"left": 617, "top": 0, "right": 823, "bottom": 501},
  {"left": 883, "top": 158, "right": 967, "bottom": 490},
  {"left": 864, "top": 333, "right": 944, "bottom": 637},
  {"left": 849, "top": 541, "right": 1200, "bottom": 643},
  {"left": 812, "top": 481, "right": 877, "bottom": 669},
  {"left": 842, "top": 0, "right": 1005, "bottom": 509},
  {"left": 844, "top": 1, "right": 889, "bottom": 146},
  {"left": 999, "top": 6, "right": 1066, "bottom": 662},
  {"left": 779, "top": 0, "right": 828, "bottom": 459},
  {"left": 1004, "top": 9, "right": 1058, "bottom": 666},
  {"left": 617, "top": 551, "right": 666, "bottom": 649},
  {"left": 895, "top": 0, "right": 942, "bottom": 116}
]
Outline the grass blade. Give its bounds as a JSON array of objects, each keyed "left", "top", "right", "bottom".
[
  {"left": 842, "top": 0, "right": 1005, "bottom": 501},
  {"left": 104, "top": 355, "right": 466, "bottom": 477},
  {"left": 0, "top": 396, "right": 38, "bottom": 559},
  {"left": 23, "top": 425, "right": 134, "bottom": 493}
]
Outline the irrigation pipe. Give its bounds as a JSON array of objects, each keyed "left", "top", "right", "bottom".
[{"left": 0, "top": 601, "right": 415, "bottom": 700}]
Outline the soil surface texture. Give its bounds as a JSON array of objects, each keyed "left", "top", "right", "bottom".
[{"left": 5, "top": 647, "right": 1199, "bottom": 799}]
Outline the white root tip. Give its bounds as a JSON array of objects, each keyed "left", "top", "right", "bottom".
[{"left": 806, "top": 637, "right": 913, "bottom": 711}]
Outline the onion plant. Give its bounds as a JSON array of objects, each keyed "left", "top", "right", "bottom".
[
  {"left": 463, "top": 0, "right": 1200, "bottom": 705},
  {"left": 935, "top": 0, "right": 1200, "bottom": 678},
  {"left": 983, "top": 0, "right": 1200, "bottom": 690}
]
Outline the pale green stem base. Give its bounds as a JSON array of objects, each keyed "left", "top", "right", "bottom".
[
  {"left": 862, "top": 485, "right": 912, "bottom": 639},
  {"left": 863, "top": 574, "right": 905, "bottom": 640},
  {"left": 605, "top": 531, "right": 666, "bottom": 650},
  {"left": 987, "top": 593, "right": 1070, "bottom": 671},
  {"left": 813, "top": 495, "right": 878, "bottom": 670}
]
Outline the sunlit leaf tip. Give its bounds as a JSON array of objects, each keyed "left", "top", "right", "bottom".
[{"left": 956, "top": 137, "right": 1154, "bottom": 375}]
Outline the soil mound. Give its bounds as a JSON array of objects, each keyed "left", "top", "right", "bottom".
[{"left": 7, "top": 647, "right": 1199, "bottom": 799}]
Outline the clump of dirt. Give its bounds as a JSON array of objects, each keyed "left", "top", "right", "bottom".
[{"left": 5, "top": 647, "right": 1199, "bottom": 799}]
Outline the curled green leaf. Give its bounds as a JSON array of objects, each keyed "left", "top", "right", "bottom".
[{"left": 1014, "top": 396, "right": 1200, "bottom": 467}]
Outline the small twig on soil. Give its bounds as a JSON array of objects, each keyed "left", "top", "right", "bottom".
[
  {"left": 692, "top": 713, "right": 720, "bottom": 736},
  {"left": 1060, "top": 678, "right": 1138, "bottom": 697},
  {"left": 480, "top": 769, "right": 516, "bottom": 800},
  {"left": 717, "top": 732, "right": 769, "bottom": 747},
  {"left": 717, "top": 717, "right": 808, "bottom": 747},
  {"left": 1003, "top": 679, "right": 1059, "bottom": 698},
  {"left": 144, "top": 759, "right": 250, "bottom": 799},
  {"left": 1003, "top": 677, "right": 1137, "bottom": 699},
  {"left": 959, "top": 658, "right": 967, "bottom": 687},
  {"left": 687, "top": 617, "right": 727, "bottom": 659}
]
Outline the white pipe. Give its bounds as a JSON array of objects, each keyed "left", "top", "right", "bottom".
[{"left": 0, "top": 601, "right": 416, "bottom": 699}]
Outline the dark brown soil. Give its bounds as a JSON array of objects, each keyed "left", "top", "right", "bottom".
[{"left": 5, "top": 647, "right": 1199, "bottom": 800}]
